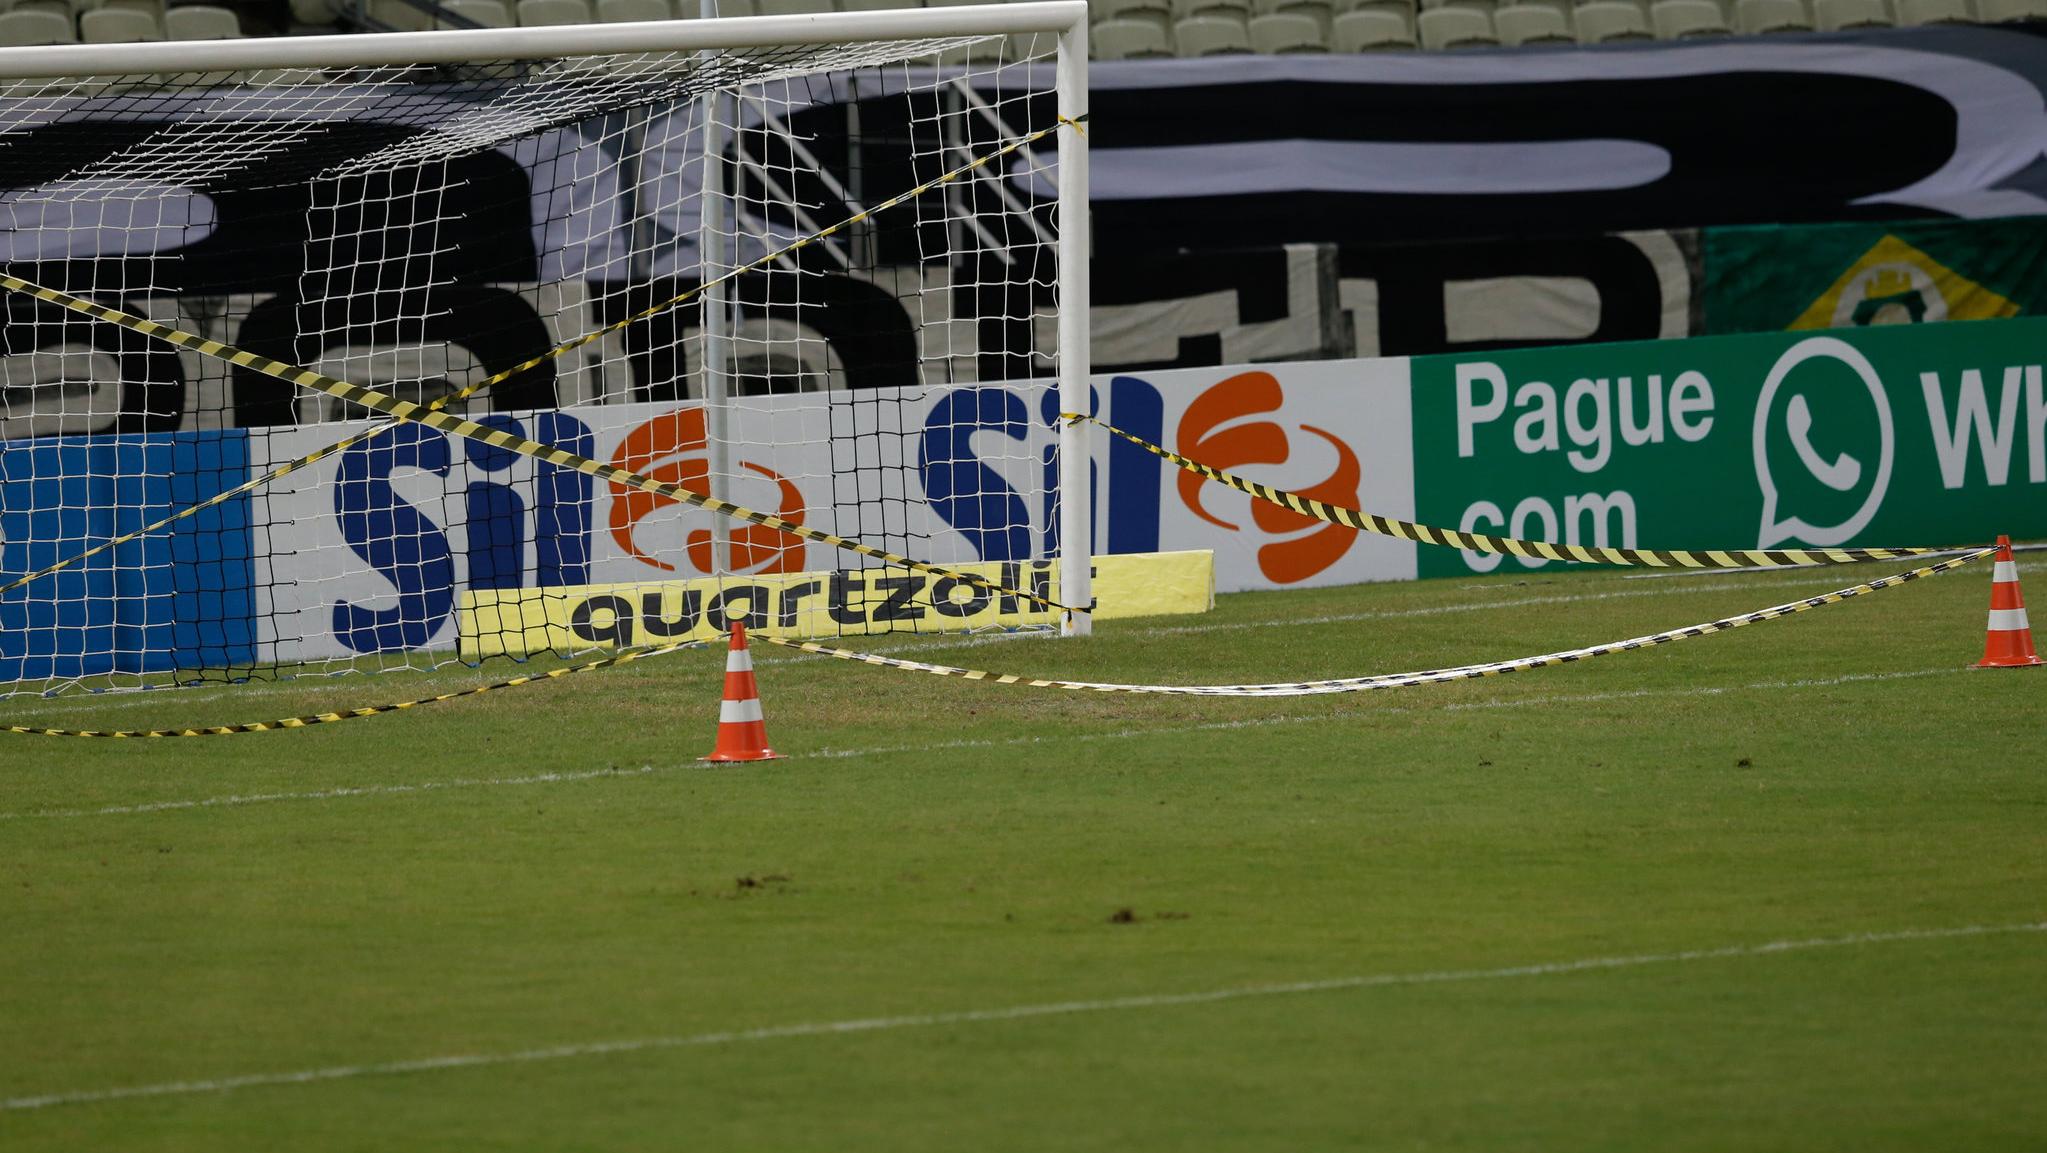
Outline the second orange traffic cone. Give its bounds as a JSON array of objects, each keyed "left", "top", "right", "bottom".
[
  {"left": 701, "top": 621, "right": 785, "bottom": 761},
  {"left": 1977, "top": 536, "right": 2041, "bottom": 669}
]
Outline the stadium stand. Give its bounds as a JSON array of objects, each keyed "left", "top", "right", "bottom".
[{"left": 33, "top": 0, "right": 2025, "bottom": 61}]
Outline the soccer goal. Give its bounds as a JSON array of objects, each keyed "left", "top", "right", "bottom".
[{"left": 0, "top": 2, "right": 1092, "bottom": 697}]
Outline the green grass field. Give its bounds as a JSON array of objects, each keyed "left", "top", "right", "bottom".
[{"left": 3, "top": 556, "right": 2044, "bottom": 1150}]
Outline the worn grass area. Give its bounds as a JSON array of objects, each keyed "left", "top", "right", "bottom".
[{"left": 2, "top": 557, "right": 2044, "bottom": 1151}]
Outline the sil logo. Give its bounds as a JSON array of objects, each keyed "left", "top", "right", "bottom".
[
  {"left": 1177, "top": 371, "right": 1361, "bottom": 584},
  {"left": 608, "top": 407, "right": 807, "bottom": 574}
]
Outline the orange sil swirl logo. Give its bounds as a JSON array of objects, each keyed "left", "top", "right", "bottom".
[
  {"left": 608, "top": 407, "right": 807, "bottom": 574},
  {"left": 1176, "top": 371, "right": 1361, "bottom": 585}
]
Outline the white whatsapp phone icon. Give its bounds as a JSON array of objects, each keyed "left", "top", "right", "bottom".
[
  {"left": 1753, "top": 336, "right": 1894, "bottom": 549},
  {"left": 1784, "top": 393, "right": 1862, "bottom": 492}
]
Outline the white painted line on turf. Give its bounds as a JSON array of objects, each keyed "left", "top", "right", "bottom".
[
  {"left": 0, "top": 570, "right": 1921, "bottom": 710},
  {"left": 0, "top": 766, "right": 662, "bottom": 822},
  {"left": 5, "top": 920, "right": 2040, "bottom": 1113},
  {"left": 1124, "top": 572, "right": 1884, "bottom": 641},
  {"left": 806, "top": 667, "right": 1965, "bottom": 760},
  {"left": 0, "top": 668, "right": 1966, "bottom": 822}
]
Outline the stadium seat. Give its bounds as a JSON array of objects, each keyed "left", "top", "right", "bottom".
[
  {"left": 1573, "top": 0, "right": 1651, "bottom": 33},
  {"left": 516, "top": 0, "right": 590, "bottom": 21},
  {"left": 80, "top": 4, "right": 159, "bottom": 36},
  {"left": 1894, "top": 0, "right": 1969, "bottom": 20},
  {"left": 1493, "top": 2, "right": 1572, "bottom": 38},
  {"left": 1416, "top": 4, "right": 1495, "bottom": 43},
  {"left": 1092, "top": 15, "right": 1173, "bottom": 53},
  {"left": 0, "top": 6, "right": 71, "bottom": 38},
  {"left": 1649, "top": 0, "right": 1729, "bottom": 33},
  {"left": 755, "top": 0, "right": 832, "bottom": 13},
  {"left": 1172, "top": 0, "right": 1253, "bottom": 23},
  {"left": 1735, "top": 0, "right": 1812, "bottom": 28},
  {"left": 288, "top": 0, "right": 341, "bottom": 24},
  {"left": 1256, "top": 0, "right": 1335, "bottom": 27},
  {"left": 1421, "top": 0, "right": 1490, "bottom": 9},
  {"left": 1249, "top": 10, "right": 1326, "bottom": 46},
  {"left": 364, "top": 0, "right": 433, "bottom": 28},
  {"left": 1331, "top": 5, "right": 1416, "bottom": 43},
  {"left": 1094, "top": 0, "right": 1174, "bottom": 28},
  {"left": 1336, "top": 0, "right": 1416, "bottom": 23},
  {"left": 163, "top": 2, "right": 237, "bottom": 35},
  {"left": 1976, "top": 0, "right": 2047, "bottom": 19},
  {"left": 101, "top": 0, "right": 169, "bottom": 16},
  {"left": 1814, "top": 0, "right": 1891, "bottom": 24},
  {"left": 1175, "top": 13, "right": 1254, "bottom": 49},
  {"left": 443, "top": 0, "right": 513, "bottom": 24}
]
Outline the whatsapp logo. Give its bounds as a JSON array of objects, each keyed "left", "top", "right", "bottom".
[{"left": 1753, "top": 337, "right": 1894, "bottom": 549}]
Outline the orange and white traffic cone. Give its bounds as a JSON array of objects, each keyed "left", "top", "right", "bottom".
[
  {"left": 701, "top": 621, "right": 785, "bottom": 761},
  {"left": 1977, "top": 536, "right": 2041, "bottom": 669}
]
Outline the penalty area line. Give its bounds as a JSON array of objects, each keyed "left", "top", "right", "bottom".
[{"left": 4, "top": 920, "right": 2041, "bottom": 1113}]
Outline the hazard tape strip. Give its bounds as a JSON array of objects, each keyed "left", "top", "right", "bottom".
[
  {"left": 762, "top": 547, "right": 1995, "bottom": 696},
  {"left": 4, "top": 546, "right": 1992, "bottom": 735},
  {"left": 0, "top": 115, "right": 1087, "bottom": 613},
  {"left": 3, "top": 639, "right": 705, "bottom": 738},
  {"left": 1068, "top": 414, "right": 1943, "bottom": 570}
]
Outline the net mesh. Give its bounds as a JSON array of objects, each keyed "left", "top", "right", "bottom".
[{"left": 0, "top": 26, "right": 1070, "bottom": 697}]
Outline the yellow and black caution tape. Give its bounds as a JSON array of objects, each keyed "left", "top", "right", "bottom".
[
  {"left": 0, "top": 114, "right": 1088, "bottom": 611},
  {"left": 3, "top": 639, "right": 706, "bottom": 738},
  {"left": 1068, "top": 414, "right": 1944, "bottom": 570},
  {"left": 0, "top": 273, "right": 1076, "bottom": 612},
  {"left": 764, "top": 547, "right": 1995, "bottom": 696},
  {"left": 5, "top": 546, "right": 1993, "bottom": 735}
]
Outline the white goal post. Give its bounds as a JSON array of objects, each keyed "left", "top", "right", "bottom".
[{"left": 0, "top": 3, "right": 1092, "bottom": 697}]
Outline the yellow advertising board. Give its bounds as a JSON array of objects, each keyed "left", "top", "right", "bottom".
[{"left": 458, "top": 551, "right": 1214, "bottom": 659}]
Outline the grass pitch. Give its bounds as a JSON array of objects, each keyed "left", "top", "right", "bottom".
[{"left": 3, "top": 558, "right": 2044, "bottom": 1150}]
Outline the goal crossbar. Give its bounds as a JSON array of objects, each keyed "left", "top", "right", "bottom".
[{"left": 0, "top": 1, "right": 1088, "bottom": 77}]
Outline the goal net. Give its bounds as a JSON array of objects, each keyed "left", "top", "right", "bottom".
[{"left": 0, "top": 4, "right": 1091, "bottom": 698}]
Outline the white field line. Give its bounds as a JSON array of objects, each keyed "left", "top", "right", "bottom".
[
  {"left": 0, "top": 766, "right": 661, "bottom": 822},
  {"left": 1128, "top": 571, "right": 1908, "bottom": 641},
  {"left": 1, "top": 667, "right": 1963, "bottom": 823},
  {"left": 5, "top": 920, "right": 2041, "bottom": 1114},
  {"left": 804, "top": 667, "right": 1961, "bottom": 760}
]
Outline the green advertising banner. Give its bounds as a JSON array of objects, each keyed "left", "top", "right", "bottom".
[
  {"left": 1409, "top": 318, "right": 2047, "bottom": 579},
  {"left": 1702, "top": 216, "right": 2047, "bottom": 336}
]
